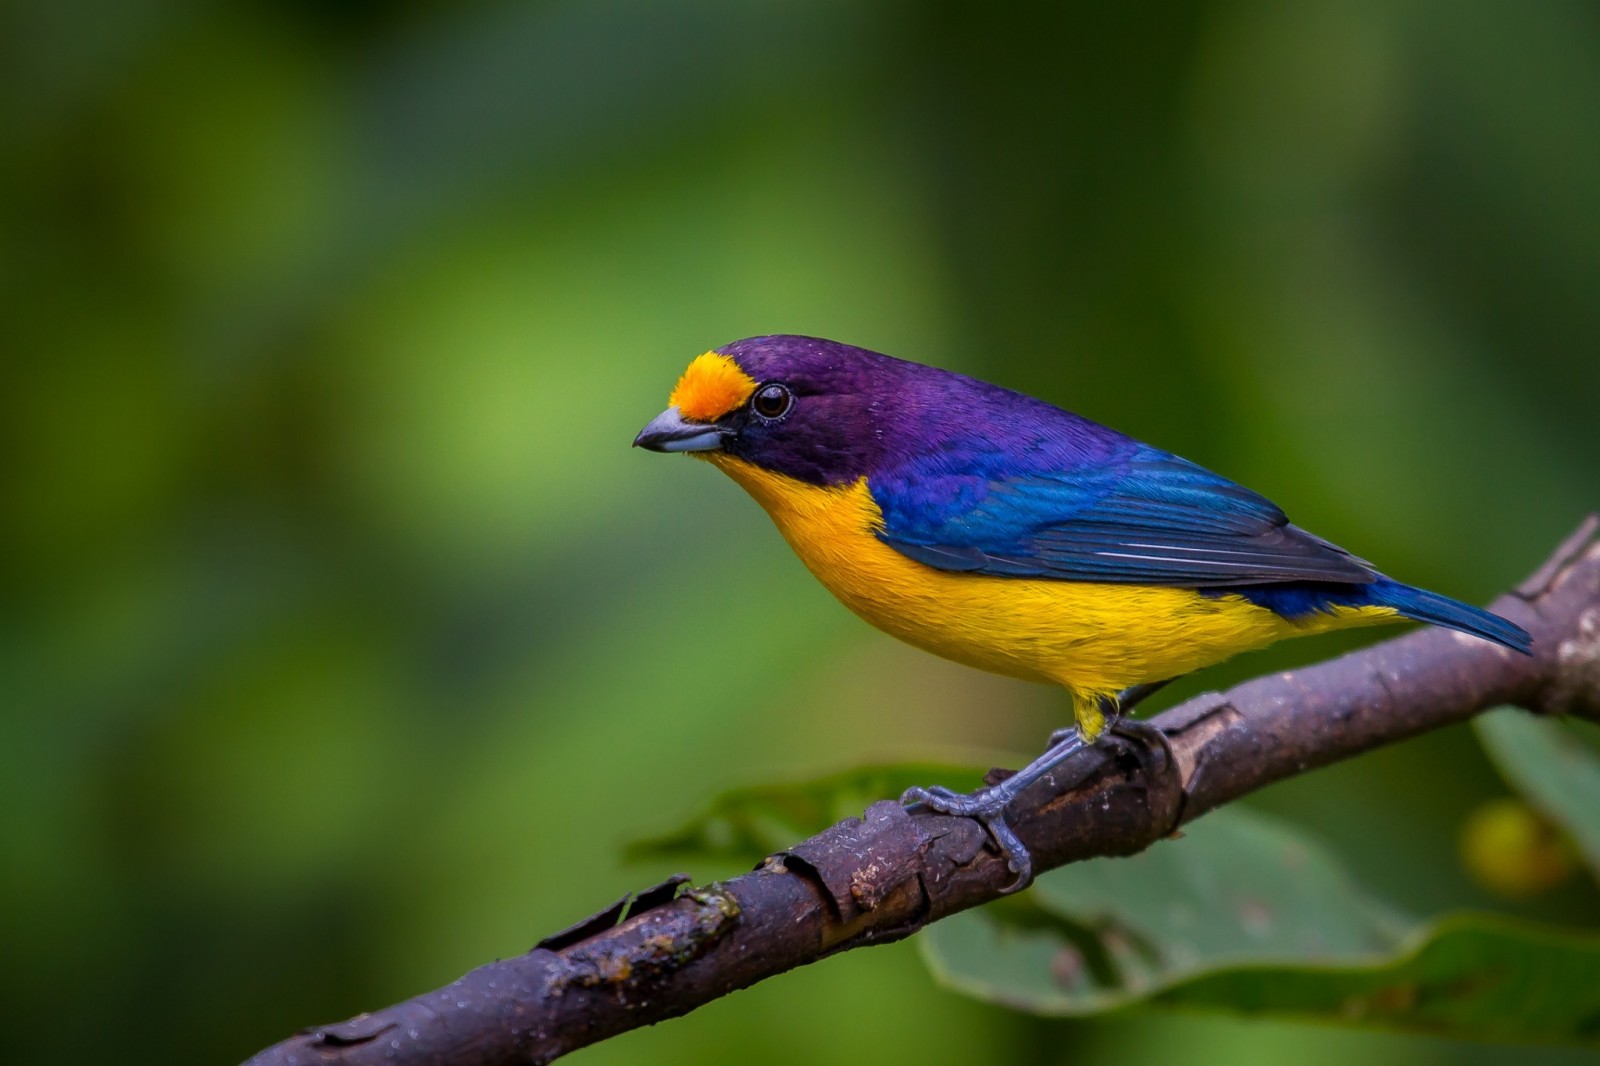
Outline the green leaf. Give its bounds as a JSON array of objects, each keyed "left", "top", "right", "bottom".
[
  {"left": 921, "top": 808, "right": 1600, "bottom": 1043},
  {"left": 1475, "top": 708, "right": 1600, "bottom": 877},
  {"left": 1030, "top": 806, "right": 1413, "bottom": 973},
  {"left": 625, "top": 761, "right": 990, "bottom": 864},
  {"left": 925, "top": 906, "right": 1600, "bottom": 1043}
]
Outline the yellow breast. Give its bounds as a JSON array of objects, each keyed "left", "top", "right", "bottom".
[{"left": 707, "top": 455, "right": 1393, "bottom": 717}]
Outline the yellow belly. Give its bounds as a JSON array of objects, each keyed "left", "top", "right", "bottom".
[{"left": 708, "top": 455, "right": 1395, "bottom": 726}]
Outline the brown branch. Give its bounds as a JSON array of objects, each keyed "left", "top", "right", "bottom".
[{"left": 246, "top": 517, "right": 1600, "bottom": 1066}]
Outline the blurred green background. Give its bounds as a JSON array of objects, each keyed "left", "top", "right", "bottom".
[{"left": 3, "top": 1, "right": 1598, "bottom": 1063}]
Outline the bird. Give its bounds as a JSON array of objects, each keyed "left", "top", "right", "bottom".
[{"left": 633, "top": 334, "right": 1531, "bottom": 887}]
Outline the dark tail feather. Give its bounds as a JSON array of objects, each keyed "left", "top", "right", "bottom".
[{"left": 1369, "top": 580, "right": 1532, "bottom": 654}]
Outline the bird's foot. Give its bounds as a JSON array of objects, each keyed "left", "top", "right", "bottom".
[
  {"left": 903, "top": 709, "right": 1176, "bottom": 893},
  {"left": 1106, "top": 714, "right": 1171, "bottom": 749},
  {"left": 901, "top": 780, "right": 1034, "bottom": 891},
  {"left": 1101, "top": 716, "right": 1176, "bottom": 777},
  {"left": 1045, "top": 681, "right": 1173, "bottom": 749},
  {"left": 1049, "top": 717, "right": 1173, "bottom": 781},
  {"left": 903, "top": 727, "right": 1097, "bottom": 892}
]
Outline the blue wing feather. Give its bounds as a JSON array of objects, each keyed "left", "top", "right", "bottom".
[{"left": 871, "top": 444, "right": 1376, "bottom": 588}]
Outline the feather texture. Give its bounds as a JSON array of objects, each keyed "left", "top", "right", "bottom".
[{"left": 872, "top": 445, "right": 1377, "bottom": 588}]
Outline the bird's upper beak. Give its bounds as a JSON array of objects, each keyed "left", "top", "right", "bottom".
[{"left": 632, "top": 406, "right": 728, "bottom": 453}]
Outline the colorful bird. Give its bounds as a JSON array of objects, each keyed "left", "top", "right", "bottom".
[{"left": 633, "top": 335, "right": 1531, "bottom": 886}]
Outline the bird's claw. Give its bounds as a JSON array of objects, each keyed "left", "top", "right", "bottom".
[
  {"left": 982, "top": 814, "right": 1032, "bottom": 890},
  {"left": 900, "top": 783, "right": 985, "bottom": 816},
  {"left": 1104, "top": 716, "right": 1175, "bottom": 773},
  {"left": 901, "top": 784, "right": 1035, "bottom": 892},
  {"left": 898, "top": 706, "right": 1174, "bottom": 896}
]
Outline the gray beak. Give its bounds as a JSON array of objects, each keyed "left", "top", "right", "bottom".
[{"left": 632, "top": 406, "right": 727, "bottom": 453}]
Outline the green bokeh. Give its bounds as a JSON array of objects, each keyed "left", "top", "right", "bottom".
[{"left": 2, "top": 2, "right": 1596, "bottom": 1063}]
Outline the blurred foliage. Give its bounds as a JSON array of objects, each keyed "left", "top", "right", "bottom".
[
  {"left": 927, "top": 810, "right": 1600, "bottom": 1043},
  {"left": 626, "top": 760, "right": 989, "bottom": 863},
  {"left": 1459, "top": 798, "right": 1579, "bottom": 900},
  {"left": 930, "top": 904, "right": 1600, "bottom": 1044},
  {"left": 1475, "top": 711, "right": 1600, "bottom": 880},
  {"left": 2, "top": 1, "right": 1598, "bottom": 1064}
]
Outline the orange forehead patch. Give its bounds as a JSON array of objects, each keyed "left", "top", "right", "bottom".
[{"left": 668, "top": 352, "right": 758, "bottom": 422}]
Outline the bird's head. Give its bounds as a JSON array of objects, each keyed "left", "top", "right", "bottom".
[{"left": 632, "top": 335, "right": 898, "bottom": 487}]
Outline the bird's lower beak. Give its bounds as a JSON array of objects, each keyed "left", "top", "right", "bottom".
[{"left": 632, "top": 406, "right": 727, "bottom": 453}]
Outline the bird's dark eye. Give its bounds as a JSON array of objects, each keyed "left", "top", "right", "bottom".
[{"left": 751, "top": 383, "right": 793, "bottom": 420}]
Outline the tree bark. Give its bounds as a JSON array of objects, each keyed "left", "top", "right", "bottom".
[{"left": 247, "top": 517, "right": 1600, "bottom": 1066}]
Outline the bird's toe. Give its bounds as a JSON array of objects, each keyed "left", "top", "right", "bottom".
[{"left": 901, "top": 783, "right": 986, "bottom": 814}]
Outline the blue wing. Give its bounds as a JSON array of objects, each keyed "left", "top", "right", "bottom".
[{"left": 870, "top": 445, "right": 1376, "bottom": 588}]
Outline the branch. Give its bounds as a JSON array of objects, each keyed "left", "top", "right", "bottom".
[{"left": 247, "top": 517, "right": 1600, "bottom": 1066}]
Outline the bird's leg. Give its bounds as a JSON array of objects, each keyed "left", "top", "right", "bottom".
[
  {"left": 903, "top": 679, "right": 1178, "bottom": 893},
  {"left": 901, "top": 734, "right": 1088, "bottom": 892},
  {"left": 1046, "top": 679, "right": 1173, "bottom": 748},
  {"left": 903, "top": 710, "right": 1105, "bottom": 891}
]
